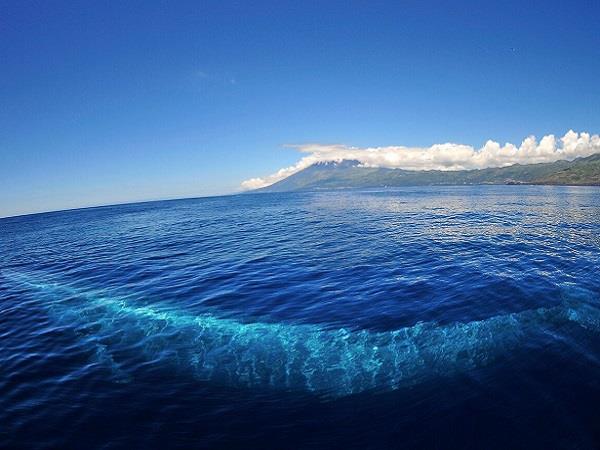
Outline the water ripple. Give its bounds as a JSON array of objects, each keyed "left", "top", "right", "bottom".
[{"left": 1, "top": 186, "right": 600, "bottom": 448}]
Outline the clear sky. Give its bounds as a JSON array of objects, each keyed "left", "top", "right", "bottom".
[{"left": 1, "top": 0, "right": 599, "bottom": 217}]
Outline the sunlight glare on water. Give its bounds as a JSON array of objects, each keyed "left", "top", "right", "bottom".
[{"left": 1, "top": 186, "right": 600, "bottom": 448}]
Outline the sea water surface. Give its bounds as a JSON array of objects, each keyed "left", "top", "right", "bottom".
[{"left": 1, "top": 186, "right": 600, "bottom": 448}]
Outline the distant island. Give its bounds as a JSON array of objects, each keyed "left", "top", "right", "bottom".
[{"left": 252, "top": 153, "right": 600, "bottom": 192}]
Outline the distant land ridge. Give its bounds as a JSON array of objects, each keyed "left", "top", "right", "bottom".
[{"left": 252, "top": 153, "right": 600, "bottom": 192}]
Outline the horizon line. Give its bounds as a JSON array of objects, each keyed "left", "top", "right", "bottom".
[{"left": 0, "top": 192, "right": 239, "bottom": 221}]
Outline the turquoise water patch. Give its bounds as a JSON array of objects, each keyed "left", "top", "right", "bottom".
[{"left": 5, "top": 269, "right": 598, "bottom": 396}]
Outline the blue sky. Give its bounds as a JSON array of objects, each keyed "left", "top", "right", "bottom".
[{"left": 1, "top": 0, "right": 599, "bottom": 217}]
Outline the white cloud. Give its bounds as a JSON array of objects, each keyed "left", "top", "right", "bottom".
[{"left": 241, "top": 130, "right": 600, "bottom": 190}]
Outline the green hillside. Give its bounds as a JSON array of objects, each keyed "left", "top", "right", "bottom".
[
  {"left": 255, "top": 154, "right": 600, "bottom": 192},
  {"left": 532, "top": 154, "right": 600, "bottom": 185}
]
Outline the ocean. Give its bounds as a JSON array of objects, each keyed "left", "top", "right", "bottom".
[{"left": 1, "top": 186, "right": 600, "bottom": 449}]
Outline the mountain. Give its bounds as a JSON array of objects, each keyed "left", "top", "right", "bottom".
[{"left": 253, "top": 154, "right": 600, "bottom": 192}]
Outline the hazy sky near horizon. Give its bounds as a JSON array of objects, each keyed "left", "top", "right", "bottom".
[{"left": 2, "top": 0, "right": 600, "bottom": 217}]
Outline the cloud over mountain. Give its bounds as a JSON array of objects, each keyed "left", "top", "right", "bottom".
[{"left": 241, "top": 131, "right": 600, "bottom": 190}]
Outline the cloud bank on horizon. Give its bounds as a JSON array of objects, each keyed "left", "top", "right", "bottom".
[{"left": 241, "top": 130, "right": 600, "bottom": 190}]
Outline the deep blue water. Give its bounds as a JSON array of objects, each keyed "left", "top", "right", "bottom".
[{"left": 2, "top": 186, "right": 600, "bottom": 449}]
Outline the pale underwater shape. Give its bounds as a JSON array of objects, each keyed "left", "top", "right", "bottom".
[{"left": 4, "top": 270, "right": 599, "bottom": 397}]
